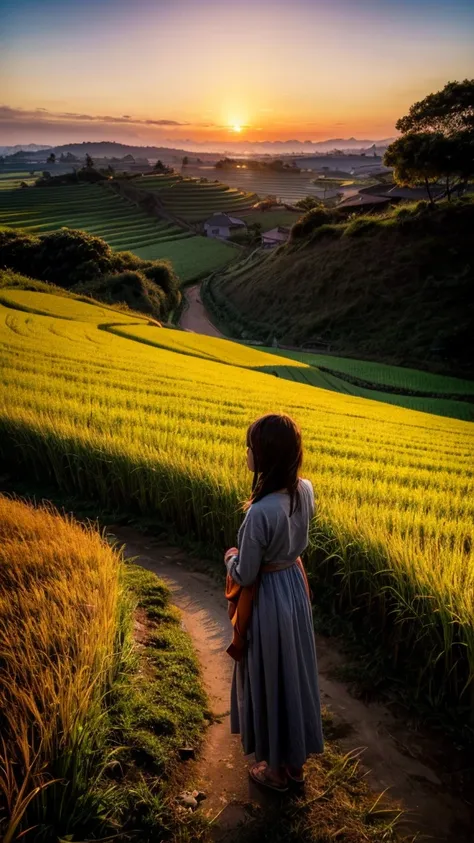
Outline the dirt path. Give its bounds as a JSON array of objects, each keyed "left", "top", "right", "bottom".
[
  {"left": 112, "top": 527, "right": 471, "bottom": 842},
  {"left": 180, "top": 284, "right": 224, "bottom": 337}
]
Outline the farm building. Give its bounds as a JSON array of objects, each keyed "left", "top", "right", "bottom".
[
  {"left": 261, "top": 226, "right": 291, "bottom": 248},
  {"left": 204, "top": 212, "right": 247, "bottom": 239},
  {"left": 336, "top": 183, "right": 446, "bottom": 214}
]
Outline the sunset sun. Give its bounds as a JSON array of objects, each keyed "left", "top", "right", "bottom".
[{"left": 232, "top": 124, "right": 242, "bottom": 133}]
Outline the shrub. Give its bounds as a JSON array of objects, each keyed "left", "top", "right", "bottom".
[
  {"left": 0, "top": 228, "right": 179, "bottom": 319},
  {"left": 290, "top": 207, "right": 331, "bottom": 240},
  {"left": 35, "top": 228, "right": 112, "bottom": 285},
  {"left": 35, "top": 168, "right": 106, "bottom": 187},
  {"left": 75, "top": 270, "right": 167, "bottom": 319},
  {"left": 143, "top": 261, "right": 179, "bottom": 297}
]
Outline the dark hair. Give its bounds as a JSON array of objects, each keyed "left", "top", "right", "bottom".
[{"left": 246, "top": 413, "right": 303, "bottom": 515}]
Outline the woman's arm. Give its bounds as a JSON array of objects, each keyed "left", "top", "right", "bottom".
[{"left": 225, "top": 508, "right": 266, "bottom": 587}]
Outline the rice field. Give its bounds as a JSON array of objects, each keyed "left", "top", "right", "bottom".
[
  {"left": 1, "top": 284, "right": 473, "bottom": 719},
  {"left": 182, "top": 164, "right": 362, "bottom": 204},
  {"left": 0, "top": 179, "right": 238, "bottom": 280},
  {"left": 109, "top": 324, "right": 474, "bottom": 418},
  {"left": 135, "top": 174, "right": 257, "bottom": 222},
  {"left": 261, "top": 347, "right": 474, "bottom": 396}
]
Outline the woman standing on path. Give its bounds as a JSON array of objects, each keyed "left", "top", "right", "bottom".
[{"left": 225, "top": 413, "right": 324, "bottom": 791}]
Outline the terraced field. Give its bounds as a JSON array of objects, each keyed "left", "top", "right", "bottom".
[
  {"left": 261, "top": 347, "right": 474, "bottom": 395},
  {"left": 183, "top": 164, "right": 361, "bottom": 205},
  {"left": 1, "top": 282, "right": 473, "bottom": 725},
  {"left": 0, "top": 179, "right": 238, "bottom": 280},
  {"left": 135, "top": 174, "right": 257, "bottom": 222},
  {"left": 0, "top": 172, "right": 37, "bottom": 189}
]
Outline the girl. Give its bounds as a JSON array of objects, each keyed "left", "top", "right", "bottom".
[{"left": 224, "top": 413, "right": 323, "bottom": 792}]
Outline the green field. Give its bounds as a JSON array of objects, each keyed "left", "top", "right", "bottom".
[
  {"left": 261, "top": 347, "right": 474, "bottom": 395},
  {"left": 1, "top": 283, "right": 473, "bottom": 726},
  {"left": 0, "top": 179, "right": 238, "bottom": 280},
  {"left": 108, "top": 325, "right": 472, "bottom": 418},
  {"left": 135, "top": 174, "right": 257, "bottom": 222},
  {"left": 240, "top": 208, "right": 301, "bottom": 230}
]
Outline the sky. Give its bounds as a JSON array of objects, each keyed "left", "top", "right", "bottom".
[{"left": 1, "top": 0, "right": 473, "bottom": 148}]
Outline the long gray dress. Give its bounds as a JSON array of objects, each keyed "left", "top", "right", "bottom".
[{"left": 226, "top": 478, "right": 324, "bottom": 771}]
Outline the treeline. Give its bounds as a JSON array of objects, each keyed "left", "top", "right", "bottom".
[
  {"left": 215, "top": 157, "right": 301, "bottom": 173},
  {"left": 0, "top": 228, "right": 181, "bottom": 319}
]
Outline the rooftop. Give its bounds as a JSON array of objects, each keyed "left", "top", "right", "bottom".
[{"left": 204, "top": 213, "right": 246, "bottom": 227}]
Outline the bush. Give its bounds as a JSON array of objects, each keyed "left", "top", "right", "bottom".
[
  {"left": 0, "top": 227, "right": 179, "bottom": 319},
  {"left": 35, "top": 168, "right": 107, "bottom": 187},
  {"left": 74, "top": 270, "right": 167, "bottom": 319},
  {"left": 290, "top": 207, "right": 331, "bottom": 240}
]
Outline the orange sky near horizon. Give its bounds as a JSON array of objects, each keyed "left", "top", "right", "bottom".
[{"left": 1, "top": 0, "right": 474, "bottom": 146}]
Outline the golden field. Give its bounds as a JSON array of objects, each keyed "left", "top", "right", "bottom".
[{"left": 1, "top": 283, "right": 473, "bottom": 713}]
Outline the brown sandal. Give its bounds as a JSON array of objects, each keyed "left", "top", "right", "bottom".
[{"left": 249, "top": 762, "right": 288, "bottom": 792}]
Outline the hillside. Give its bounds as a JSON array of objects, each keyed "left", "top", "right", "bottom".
[{"left": 209, "top": 199, "right": 474, "bottom": 376}]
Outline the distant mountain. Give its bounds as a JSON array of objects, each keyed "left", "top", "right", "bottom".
[
  {"left": 1, "top": 138, "right": 397, "bottom": 161},
  {"left": 0, "top": 143, "right": 51, "bottom": 155}
]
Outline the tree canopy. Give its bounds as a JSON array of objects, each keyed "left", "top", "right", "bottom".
[
  {"left": 385, "top": 79, "right": 474, "bottom": 202},
  {"left": 396, "top": 79, "right": 474, "bottom": 136}
]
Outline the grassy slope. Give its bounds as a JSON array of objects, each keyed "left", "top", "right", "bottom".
[
  {"left": 0, "top": 495, "right": 207, "bottom": 843},
  {"left": 0, "top": 178, "right": 238, "bottom": 282},
  {"left": 214, "top": 200, "right": 474, "bottom": 377},
  {"left": 1, "top": 286, "right": 473, "bottom": 726},
  {"left": 104, "top": 321, "right": 473, "bottom": 420}
]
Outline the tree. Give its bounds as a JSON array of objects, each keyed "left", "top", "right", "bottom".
[
  {"left": 396, "top": 79, "right": 474, "bottom": 136},
  {"left": 46, "top": 152, "right": 56, "bottom": 165},
  {"left": 85, "top": 153, "right": 94, "bottom": 169},
  {"left": 154, "top": 159, "right": 166, "bottom": 173},
  {"left": 386, "top": 80, "right": 474, "bottom": 202},
  {"left": 182, "top": 156, "right": 189, "bottom": 167},
  {"left": 384, "top": 133, "right": 447, "bottom": 204}
]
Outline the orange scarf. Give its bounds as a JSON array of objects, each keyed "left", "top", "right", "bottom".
[{"left": 225, "top": 557, "right": 310, "bottom": 661}]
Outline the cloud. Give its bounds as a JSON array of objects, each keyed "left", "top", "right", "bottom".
[{"left": 0, "top": 105, "right": 191, "bottom": 128}]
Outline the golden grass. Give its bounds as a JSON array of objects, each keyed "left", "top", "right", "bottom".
[
  {"left": 0, "top": 495, "right": 122, "bottom": 842},
  {"left": 0, "top": 289, "right": 473, "bottom": 713}
]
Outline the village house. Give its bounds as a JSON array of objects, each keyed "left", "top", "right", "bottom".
[
  {"left": 261, "top": 226, "right": 291, "bottom": 248},
  {"left": 203, "top": 213, "right": 247, "bottom": 239}
]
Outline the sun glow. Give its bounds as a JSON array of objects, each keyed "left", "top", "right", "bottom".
[{"left": 232, "top": 124, "right": 242, "bottom": 133}]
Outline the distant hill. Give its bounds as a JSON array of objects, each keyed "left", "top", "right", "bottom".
[
  {"left": 0, "top": 143, "right": 51, "bottom": 155},
  {"left": 1, "top": 137, "right": 397, "bottom": 161},
  {"left": 209, "top": 199, "right": 474, "bottom": 377}
]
